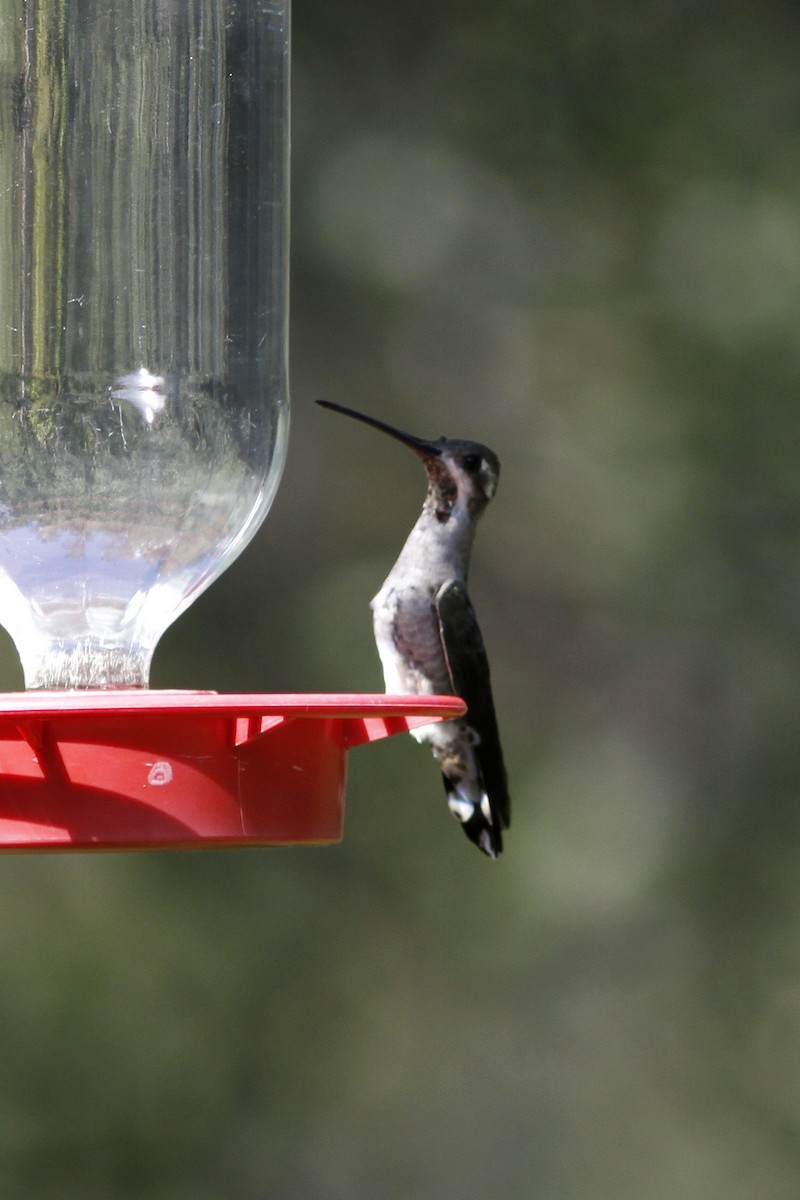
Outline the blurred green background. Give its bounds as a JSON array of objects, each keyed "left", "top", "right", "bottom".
[{"left": 2, "top": 0, "right": 800, "bottom": 1195}]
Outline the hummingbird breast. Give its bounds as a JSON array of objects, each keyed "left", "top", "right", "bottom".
[{"left": 370, "top": 582, "right": 452, "bottom": 696}]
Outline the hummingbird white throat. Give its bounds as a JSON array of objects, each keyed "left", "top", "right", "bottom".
[{"left": 317, "top": 399, "right": 510, "bottom": 858}]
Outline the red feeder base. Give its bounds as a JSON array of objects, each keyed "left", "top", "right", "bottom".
[{"left": 0, "top": 692, "right": 465, "bottom": 851}]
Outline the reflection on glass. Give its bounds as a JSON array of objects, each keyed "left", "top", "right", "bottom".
[
  {"left": 0, "top": 0, "right": 290, "bottom": 688},
  {"left": 111, "top": 370, "right": 166, "bottom": 426}
]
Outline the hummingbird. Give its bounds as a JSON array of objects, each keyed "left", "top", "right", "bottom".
[{"left": 317, "top": 399, "right": 510, "bottom": 858}]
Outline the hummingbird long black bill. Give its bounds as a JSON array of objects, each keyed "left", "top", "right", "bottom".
[{"left": 316, "top": 399, "right": 442, "bottom": 458}]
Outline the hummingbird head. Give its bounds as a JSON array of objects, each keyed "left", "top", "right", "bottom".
[{"left": 317, "top": 400, "right": 500, "bottom": 523}]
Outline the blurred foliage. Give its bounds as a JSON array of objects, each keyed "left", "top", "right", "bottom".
[{"left": 2, "top": 0, "right": 800, "bottom": 1196}]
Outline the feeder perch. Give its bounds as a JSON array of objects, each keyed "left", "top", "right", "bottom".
[{"left": 0, "top": 692, "right": 466, "bottom": 850}]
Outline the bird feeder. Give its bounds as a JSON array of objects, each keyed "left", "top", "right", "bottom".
[{"left": 0, "top": 0, "right": 461, "bottom": 850}]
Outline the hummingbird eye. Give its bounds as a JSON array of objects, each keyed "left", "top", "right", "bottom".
[{"left": 461, "top": 454, "right": 482, "bottom": 472}]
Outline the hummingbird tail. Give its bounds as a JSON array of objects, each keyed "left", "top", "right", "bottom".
[{"left": 443, "top": 775, "right": 503, "bottom": 858}]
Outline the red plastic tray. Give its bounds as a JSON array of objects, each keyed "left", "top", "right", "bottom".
[{"left": 0, "top": 692, "right": 466, "bottom": 851}]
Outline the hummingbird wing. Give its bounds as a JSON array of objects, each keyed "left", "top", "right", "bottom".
[{"left": 434, "top": 580, "right": 511, "bottom": 833}]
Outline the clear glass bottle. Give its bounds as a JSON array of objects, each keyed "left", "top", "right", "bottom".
[{"left": 0, "top": 0, "right": 290, "bottom": 688}]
